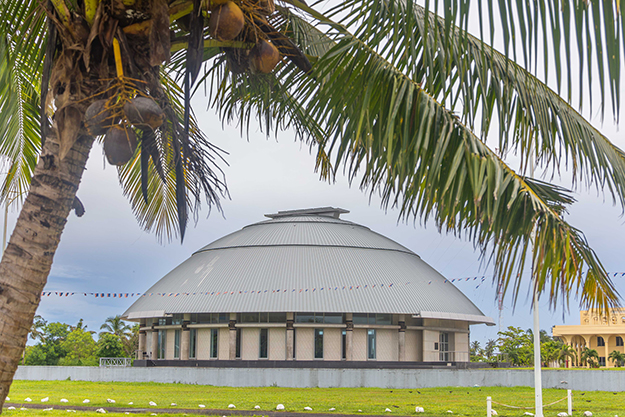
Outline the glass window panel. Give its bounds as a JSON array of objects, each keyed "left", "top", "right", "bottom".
[
  {"left": 219, "top": 313, "right": 229, "bottom": 323},
  {"left": 197, "top": 314, "right": 211, "bottom": 324},
  {"left": 314, "top": 314, "right": 324, "bottom": 323},
  {"left": 367, "top": 329, "right": 376, "bottom": 359},
  {"left": 210, "top": 329, "right": 219, "bottom": 358},
  {"left": 157, "top": 330, "right": 166, "bottom": 359},
  {"left": 376, "top": 314, "right": 392, "bottom": 325},
  {"left": 174, "top": 330, "right": 180, "bottom": 358},
  {"left": 260, "top": 312, "right": 268, "bottom": 323},
  {"left": 368, "top": 314, "right": 376, "bottom": 325},
  {"left": 295, "top": 313, "right": 314, "bottom": 323},
  {"left": 293, "top": 329, "right": 296, "bottom": 359},
  {"left": 235, "top": 328, "right": 241, "bottom": 359},
  {"left": 353, "top": 313, "right": 368, "bottom": 324},
  {"left": 241, "top": 313, "right": 258, "bottom": 323},
  {"left": 342, "top": 330, "right": 346, "bottom": 360},
  {"left": 324, "top": 313, "right": 343, "bottom": 324},
  {"left": 259, "top": 329, "right": 268, "bottom": 359},
  {"left": 189, "top": 314, "right": 198, "bottom": 324},
  {"left": 189, "top": 329, "right": 197, "bottom": 359},
  {"left": 314, "top": 329, "right": 324, "bottom": 359},
  {"left": 268, "top": 313, "right": 286, "bottom": 323}
]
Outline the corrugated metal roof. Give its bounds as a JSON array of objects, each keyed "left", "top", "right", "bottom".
[{"left": 123, "top": 209, "right": 493, "bottom": 325}]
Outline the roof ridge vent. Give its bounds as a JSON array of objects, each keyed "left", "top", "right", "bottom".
[{"left": 265, "top": 207, "right": 350, "bottom": 219}]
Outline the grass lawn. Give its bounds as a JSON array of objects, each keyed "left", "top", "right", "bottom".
[{"left": 3, "top": 381, "right": 623, "bottom": 417}]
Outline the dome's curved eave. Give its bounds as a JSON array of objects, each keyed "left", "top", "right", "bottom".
[{"left": 194, "top": 243, "right": 417, "bottom": 256}]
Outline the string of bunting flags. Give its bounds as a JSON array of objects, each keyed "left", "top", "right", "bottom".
[{"left": 40, "top": 272, "right": 625, "bottom": 299}]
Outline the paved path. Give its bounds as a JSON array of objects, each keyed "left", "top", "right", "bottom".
[{"left": 3, "top": 403, "right": 408, "bottom": 417}]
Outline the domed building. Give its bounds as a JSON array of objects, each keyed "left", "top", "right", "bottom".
[{"left": 124, "top": 207, "right": 494, "bottom": 366}]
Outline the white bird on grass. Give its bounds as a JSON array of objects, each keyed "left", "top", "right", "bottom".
[
  {"left": 358, "top": 410, "right": 363, "bottom": 413},
  {"left": 171, "top": 403, "right": 177, "bottom": 406},
  {"left": 228, "top": 404, "right": 236, "bottom": 409},
  {"left": 83, "top": 400, "right": 90, "bottom": 404},
  {"left": 128, "top": 402, "right": 133, "bottom": 405},
  {"left": 523, "top": 413, "right": 533, "bottom": 416},
  {"left": 276, "top": 404, "right": 285, "bottom": 410},
  {"left": 6, "top": 397, "right": 9, "bottom": 401},
  {"left": 7, "top": 407, "right": 15, "bottom": 410},
  {"left": 60, "top": 399, "right": 68, "bottom": 403},
  {"left": 329, "top": 408, "right": 336, "bottom": 411},
  {"left": 254, "top": 406, "right": 261, "bottom": 410},
  {"left": 20, "top": 408, "right": 28, "bottom": 411},
  {"left": 490, "top": 410, "right": 498, "bottom": 416},
  {"left": 151, "top": 413, "right": 157, "bottom": 416},
  {"left": 558, "top": 413, "right": 568, "bottom": 417},
  {"left": 149, "top": 401, "right": 157, "bottom": 406},
  {"left": 385, "top": 408, "right": 392, "bottom": 412},
  {"left": 66, "top": 410, "right": 76, "bottom": 413},
  {"left": 107, "top": 399, "right": 115, "bottom": 404},
  {"left": 43, "top": 408, "right": 53, "bottom": 411},
  {"left": 96, "top": 409, "right": 106, "bottom": 414},
  {"left": 447, "top": 411, "right": 454, "bottom": 414},
  {"left": 41, "top": 398, "right": 49, "bottom": 403},
  {"left": 199, "top": 405, "right": 205, "bottom": 408},
  {"left": 415, "top": 407, "right": 425, "bottom": 413},
  {"left": 584, "top": 412, "right": 593, "bottom": 417},
  {"left": 304, "top": 407, "right": 313, "bottom": 411}
]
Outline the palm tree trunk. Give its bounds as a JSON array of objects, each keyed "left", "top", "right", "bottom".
[{"left": 0, "top": 120, "right": 94, "bottom": 408}]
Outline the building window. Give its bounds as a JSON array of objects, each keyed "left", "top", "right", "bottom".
[
  {"left": 597, "top": 336, "right": 605, "bottom": 347},
  {"left": 157, "top": 330, "right": 166, "bottom": 359},
  {"left": 439, "top": 332, "right": 450, "bottom": 361},
  {"left": 292, "top": 328, "right": 297, "bottom": 359},
  {"left": 238, "top": 312, "right": 287, "bottom": 323},
  {"left": 174, "top": 330, "right": 180, "bottom": 359},
  {"left": 189, "top": 329, "right": 197, "bottom": 359},
  {"left": 314, "top": 329, "right": 324, "bottom": 359},
  {"left": 367, "top": 329, "right": 376, "bottom": 359},
  {"left": 295, "top": 313, "right": 345, "bottom": 324},
  {"left": 210, "top": 329, "right": 219, "bottom": 358},
  {"left": 235, "top": 328, "right": 242, "bottom": 359},
  {"left": 599, "top": 356, "right": 606, "bottom": 367},
  {"left": 342, "top": 330, "right": 347, "bottom": 360},
  {"left": 193, "top": 313, "right": 228, "bottom": 324},
  {"left": 353, "top": 313, "right": 392, "bottom": 325},
  {"left": 259, "top": 329, "right": 268, "bottom": 359},
  {"left": 617, "top": 337, "right": 624, "bottom": 347}
]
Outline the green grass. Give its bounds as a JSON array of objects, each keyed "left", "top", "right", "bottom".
[{"left": 4, "top": 381, "right": 623, "bottom": 417}]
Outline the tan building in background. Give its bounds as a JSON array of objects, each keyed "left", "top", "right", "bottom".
[
  {"left": 124, "top": 207, "right": 494, "bottom": 366},
  {"left": 552, "top": 309, "right": 625, "bottom": 368}
]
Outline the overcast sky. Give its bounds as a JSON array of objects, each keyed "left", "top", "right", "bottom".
[{"left": 7, "top": 4, "right": 625, "bottom": 346}]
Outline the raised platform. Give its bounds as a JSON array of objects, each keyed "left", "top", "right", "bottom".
[{"left": 133, "top": 360, "right": 465, "bottom": 369}]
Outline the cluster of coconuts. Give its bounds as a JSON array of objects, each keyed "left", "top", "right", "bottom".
[
  {"left": 85, "top": 96, "right": 165, "bottom": 166},
  {"left": 208, "top": 0, "right": 281, "bottom": 73}
]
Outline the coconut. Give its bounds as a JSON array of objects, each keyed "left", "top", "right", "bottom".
[
  {"left": 209, "top": 1, "right": 244, "bottom": 41},
  {"left": 103, "top": 125, "right": 137, "bottom": 166},
  {"left": 123, "top": 96, "right": 165, "bottom": 130},
  {"left": 85, "top": 99, "right": 116, "bottom": 136},
  {"left": 251, "top": 40, "right": 281, "bottom": 73}
]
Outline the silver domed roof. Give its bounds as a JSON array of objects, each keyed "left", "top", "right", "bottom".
[{"left": 123, "top": 207, "right": 494, "bottom": 325}]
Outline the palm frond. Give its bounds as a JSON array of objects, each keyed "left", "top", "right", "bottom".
[
  {"left": 0, "top": 0, "right": 46, "bottom": 205},
  {"left": 117, "top": 72, "right": 228, "bottom": 242}
]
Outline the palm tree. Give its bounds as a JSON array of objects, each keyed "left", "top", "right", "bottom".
[
  {"left": 99, "top": 316, "right": 132, "bottom": 339},
  {"left": 608, "top": 350, "right": 625, "bottom": 367},
  {"left": 1, "top": 0, "right": 625, "bottom": 407},
  {"left": 556, "top": 345, "right": 577, "bottom": 368},
  {"left": 581, "top": 347, "right": 600, "bottom": 368}
]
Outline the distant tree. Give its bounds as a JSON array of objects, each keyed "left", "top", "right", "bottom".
[
  {"left": 59, "top": 328, "right": 97, "bottom": 366},
  {"left": 122, "top": 324, "right": 140, "bottom": 359},
  {"left": 70, "top": 318, "right": 95, "bottom": 335},
  {"left": 484, "top": 339, "right": 497, "bottom": 362},
  {"left": 541, "top": 339, "right": 563, "bottom": 367},
  {"left": 96, "top": 334, "right": 125, "bottom": 358},
  {"left": 608, "top": 350, "right": 625, "bottom": 367},
  {"left": 28, "top": 315, "right": 47, "bottom": 343},
  {"left": 581, "top": 347, "right": 600, "bottom": 368},
  {"left": 497, "top": 326, "right": 533, "bottom": 366},
  {"left": 470, "top": 340, "right": 482, "bottom": 362},
  {"left": 555, "top": 344, "right": 577, "bottom": 368},
  {"left": 23, "top": 322, "right": 70, "bottom": 365},
  {"left": 99, "top": 316, "right": 132, "bottom": 339}
]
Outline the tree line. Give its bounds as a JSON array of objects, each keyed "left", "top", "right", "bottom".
[
  {"left": 24, "top": 316, "right": 138, "bottom": 366},
  {"left": 471, "top": 326, "right": 625, "bottom": 368}
]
